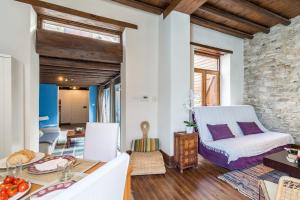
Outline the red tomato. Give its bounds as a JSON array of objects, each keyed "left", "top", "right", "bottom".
[
  {"left": 3, "top": 184, "right": 12, "bottom": 190},
  {"left": 0, "top": 193, "right": 8, "bottom": 200},
  {"left": 7, "top": 187, "right": 18, "bottom": 197},
  {"left": 12, "top": 178, "right": 25, "bottom": 186},
  {"left": 0, "top": 189, "right": 7, "bottom": 196},
  {"left": 18, "top": 182, "right": 29, "bottom": 192},
  {"left": 0, "top": 184, "right": 5, "bottom": 190},
  {"left": 3, "top": 176, "right": 14, "bottom": 184}
]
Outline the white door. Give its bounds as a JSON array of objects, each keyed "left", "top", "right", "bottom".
[{"left": 60, "top": 90, "right": 89, "bottom": 124}]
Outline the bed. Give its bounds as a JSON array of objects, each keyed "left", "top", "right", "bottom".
[{"left": 193, "top": 105, "right": 294, "bottom": 170}]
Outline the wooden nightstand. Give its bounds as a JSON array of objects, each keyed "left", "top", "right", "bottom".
[{"left": 174, "top": 132, "right": 198, "bottom": 173}]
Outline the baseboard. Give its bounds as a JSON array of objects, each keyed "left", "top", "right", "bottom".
[{"left": 160, "top": 150, "right": 175, "bottom": 168}]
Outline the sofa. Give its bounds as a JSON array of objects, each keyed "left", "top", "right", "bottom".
[
  {"left": 193, "top": 105, "right": 294, "bottom": 170},
  {"left": 39, "top": 127, "right": 60, "bottom": 154}
]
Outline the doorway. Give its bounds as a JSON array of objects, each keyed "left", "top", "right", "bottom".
[{"left": 59, "top": 89, "right": 89, "bottom": 125}]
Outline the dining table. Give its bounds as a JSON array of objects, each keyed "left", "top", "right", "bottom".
[{"left": 1, "top": 156, "right": 132, "bottom": 200}]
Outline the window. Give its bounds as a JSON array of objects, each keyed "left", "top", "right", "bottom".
[
  {"left": 42, "top": 20, "right": 120, "bottom": 43},
  {"left": 193, "top": 53, "right": 220, "bottom": 106},
  {"left": 114, "top": 83, "right": 121, "bottom": 123},
  {"left": 103, "top": 87, "right": 111, "bottom": 122}
]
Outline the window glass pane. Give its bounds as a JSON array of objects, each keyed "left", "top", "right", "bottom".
[
  {"left": 193, "top": 72, "right": 203, "bottom": 106},
  {"left": 206, "top": 73, "right": 219, "bottom": 106},
  {"left": 114, "top": 84, "right": 121, "bottom": 123},
  {"left": 194, "top": 54, "right": 218, "bottom": 71},
  {"left": 103, "top": 88, "right": 110, "bottom": 122},
  {"left": 114, "top": 83, "right": 121, "bottom": 150},
  {"left": 43, "top": 21, "right": 120, "bottom": 43}
]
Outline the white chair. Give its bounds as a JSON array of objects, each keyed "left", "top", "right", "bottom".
[
  {"left": 52, "top": 153, "right": 130, "bottom": 200},
  {"left": 84, "top": 123, "right": 119, "bottom": 162}
]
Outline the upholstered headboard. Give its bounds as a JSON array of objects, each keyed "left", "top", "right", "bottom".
[{"left": 193, "top": 105, "right": 268, "bottom": 143}]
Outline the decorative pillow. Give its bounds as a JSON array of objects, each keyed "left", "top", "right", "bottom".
[
  {"left": 207, "top": 124, "right": 235, "bottom": 141},
  {"left": 131, "top": 138, "right": 160, "bottom": 152},
  {"left": 237, "top": 122, "right": 264, "bottom": 135}
]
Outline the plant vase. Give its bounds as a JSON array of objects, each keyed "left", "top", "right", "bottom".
[{"left": 186, "top": 126, "right": 194, "bottom": 134}]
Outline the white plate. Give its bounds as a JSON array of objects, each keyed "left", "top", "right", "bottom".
[
  {"left": 0, "top": 152, "right": 45, "bottom": 169},
  {"left": 0, "top": 181, "right": 31, "bottom": 200}
]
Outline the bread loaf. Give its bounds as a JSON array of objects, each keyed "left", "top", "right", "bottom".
[{"left": 7, "top": 149, "right": 35, "bottom": 165}]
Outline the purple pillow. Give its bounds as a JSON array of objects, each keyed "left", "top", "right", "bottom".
[
  {"left": 237, "top": 122, "right": 264, "bottom": 135},
  {"left": 207, "top": 124, "right": 235, "bottom": 141}
]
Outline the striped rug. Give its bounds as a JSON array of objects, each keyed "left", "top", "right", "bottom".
[
  {"left": 52, "top": 137, "right": 85, "bottom": 159},
  {"left": 218, "top": 164, "right": 287, "bottom": 200}
]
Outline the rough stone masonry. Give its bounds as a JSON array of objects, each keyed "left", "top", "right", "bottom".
[{"left": 244, "top": 15, "right": 300, "bottom": 143}]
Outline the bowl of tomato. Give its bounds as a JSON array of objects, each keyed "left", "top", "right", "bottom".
[{"left": 0, "top": 176, "right": 30, "bottom": 200}]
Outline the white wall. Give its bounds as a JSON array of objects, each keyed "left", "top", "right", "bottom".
[
  {"left": 41, "top": 0, "right": 160, "bottom": 150},
  {"left": 158, "top": 12, "right": 191, "bottom": 155},
  {"left": 191, "top": 25, "right": 244, "bottom": 105},
  {"left": 0, "top": 0, "right": 39, "bottom": 151},
  {"left": 0, "top": 0, "right": 245, "bottom": 153}
]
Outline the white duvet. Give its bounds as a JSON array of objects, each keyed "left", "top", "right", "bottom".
[{"left": 204, "top": 132, "right": 294, "bottom": 163}]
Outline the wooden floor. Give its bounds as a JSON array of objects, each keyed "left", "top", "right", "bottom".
[{"left": 132, "top": 157, "right": 250, "bottom": 200}]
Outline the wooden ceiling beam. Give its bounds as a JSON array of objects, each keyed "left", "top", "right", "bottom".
[
  {"left": 40, "top": 65, "right": 119, "bottom": 74},
  {"left": 191, "top": 16, "right": 253, "bottom": 39},
  {"left": 16, "top": 0, "right": 138, "bottom": 29},
  {"left": 227, "top": 0, "right": 290, "bottom": 26},
  {"left": 36, "top": 29, "right": 123, "bottom": 63},
  {"left": 40, "top": 79, "right": 104, "bottom": 86},
  {"left": 40, "top": 71, "right": 114, "bottom": 78},
  {"left": 164, "top": 0, "right": 207, "bottom": 19},
  {"left": 40, "top": 76, "right": 108, "bottom": 81},
  {"left": 112, "top": 0, "right": 163, "bottom": 15},
  {"left": 199, "top": 4, "right": 270, "bottom": 33},
  {"left": 191, "top": 42, "right": 233, "bottom": 54},
  {"left": 40, "top": 57, "right": 120, "bottom": 71}
]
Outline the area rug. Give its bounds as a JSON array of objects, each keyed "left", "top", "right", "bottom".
[
  {"left": 52, "top": 137, "right": 85, "bottom": 159},
  {"left": 218, "top": 164, "right": 287, "bottom": 200}
]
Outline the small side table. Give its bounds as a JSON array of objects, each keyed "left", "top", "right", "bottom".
[
  {"left": 174, "top": 132, "right": 198, "bottom": 173},
  {"left": 66, "top": 130, "right": 85, "bottom": 148}
]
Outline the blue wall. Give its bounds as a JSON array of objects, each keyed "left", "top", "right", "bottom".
[
  {"left": 39, "top": 84, "right": 58, "bottom": 128},
  {"left": 89, "top": 86, "right": 98, "bottom": 122}
]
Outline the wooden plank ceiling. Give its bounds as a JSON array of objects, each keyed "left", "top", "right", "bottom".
[
  {"left": 113, "top": 0, "right": 300, "bottom": 39},
  {"left": 16, "top": 0, "right": 138, "bottom": 87}
]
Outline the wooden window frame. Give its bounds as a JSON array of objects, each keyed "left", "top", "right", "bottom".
[{"left": 194, "top": 54, "right": 221, "bottom": 106}]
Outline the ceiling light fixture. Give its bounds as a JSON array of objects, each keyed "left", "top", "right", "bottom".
[{"left": 58, "top": 76, "right": 64, "bottom": 81}]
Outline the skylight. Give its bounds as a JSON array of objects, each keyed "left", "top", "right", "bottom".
[{"left": 42, "top": 21, "right": 120, "bottom": 43}]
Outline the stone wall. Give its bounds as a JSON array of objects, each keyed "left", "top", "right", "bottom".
[{"left": 244, "top": 16, "right": 300, "bottom": 143}]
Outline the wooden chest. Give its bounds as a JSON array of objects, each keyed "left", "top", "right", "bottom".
[{"left": 174, "top": 132, "right": 198, "bottom": 173}]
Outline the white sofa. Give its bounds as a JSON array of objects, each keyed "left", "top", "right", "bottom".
[
  {"left": 39, "top": 127, "right": 60, "bottom": 154},
  {"left": 193, "top": 105, "right": 294, "bottom": 169}
]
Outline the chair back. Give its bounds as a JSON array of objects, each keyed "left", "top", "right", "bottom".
[
  {"left": 52, "top": 153, "right": 130, "bottom": 200},
  {"left": 84, "top": 123, "right": 119, "bottom": 162}
]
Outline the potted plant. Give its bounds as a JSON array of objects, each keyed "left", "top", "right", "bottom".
[{"left": 184, "top": 121, "right": 197, "bottom": 134}]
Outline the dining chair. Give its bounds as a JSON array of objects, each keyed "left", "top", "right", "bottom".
[
  {"left": 52, "top": 153, "right": 130, "bottom": 200},
  {"left": 84, "top": 122, "right": 119, "bottom": 162}
]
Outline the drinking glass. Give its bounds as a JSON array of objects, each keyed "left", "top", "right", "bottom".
[{"left": 57, "top": 161, "right": 73, "bottom": 182}]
